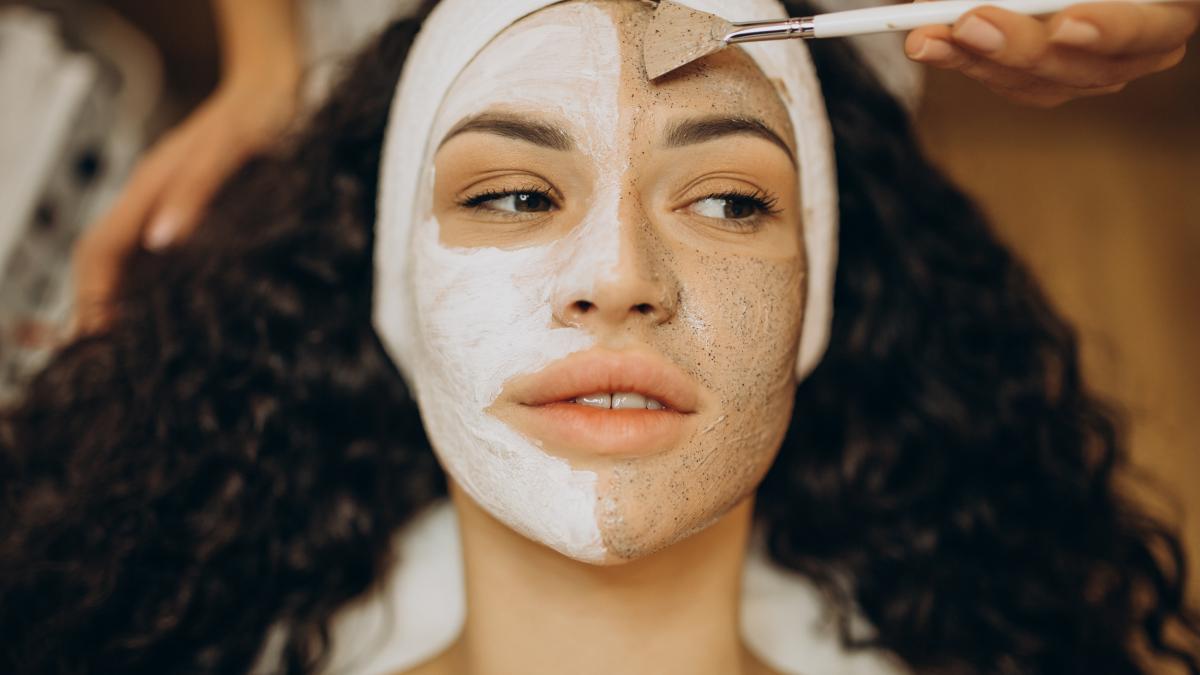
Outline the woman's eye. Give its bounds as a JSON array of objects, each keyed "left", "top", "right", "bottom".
[
  {"left": 689, "top": 195, "right": 768, "bottom": 221},
  {"left": 475, "top": 191, "right": 555, "bottom": 214}
]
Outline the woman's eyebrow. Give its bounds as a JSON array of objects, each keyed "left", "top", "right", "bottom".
[
  {"left": 662, "top": 116, "right": 795, "bottom": 166},
  {"left": 439, "top": 112, "right": 575, "bottom": 151}
]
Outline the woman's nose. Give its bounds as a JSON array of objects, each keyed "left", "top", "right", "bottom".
[
  {"left": 557, "top": 290, "right": 671, "bottom": 328},
  {"left": 552, "top": 222, "right": 678, "bottom": 331}
]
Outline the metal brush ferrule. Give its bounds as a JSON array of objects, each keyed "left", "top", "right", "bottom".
[{"left": 724, "top": 16, "right": 814, "bottom": 44}]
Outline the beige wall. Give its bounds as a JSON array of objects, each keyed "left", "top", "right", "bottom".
[{"left": 915, "top": 38, "right": 1200, "bottom": 613}]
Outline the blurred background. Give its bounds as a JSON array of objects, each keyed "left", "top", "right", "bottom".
[{"left": 1, "top": 0, "right": 1197, "bottom": 628}]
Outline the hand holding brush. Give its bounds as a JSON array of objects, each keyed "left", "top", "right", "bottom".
[
  {"left": 646, "top": 0, "right": 1200, "bottom": 108},
  {"left": 907, "top": 0, "right": 1199, "bottom": 107}
]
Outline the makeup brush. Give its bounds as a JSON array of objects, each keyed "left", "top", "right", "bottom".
[{"left": 644, "top": 0, "right": 1185, "bottom": 80}]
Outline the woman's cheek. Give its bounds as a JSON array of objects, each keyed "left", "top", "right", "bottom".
[{"left": 665, "top": 246, "right": 806, "bottom": 404}]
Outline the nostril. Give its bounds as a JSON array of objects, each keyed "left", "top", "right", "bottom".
[
  {"left": 633, "top": 303, "right": 655, "bottom": 315},
  {"left": 573, "top": 300, "right": 595, "bottom": 314}
]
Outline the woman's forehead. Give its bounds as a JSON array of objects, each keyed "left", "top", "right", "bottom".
[{"left": 432, "top": 0, "right": 795, "bottom": 154}]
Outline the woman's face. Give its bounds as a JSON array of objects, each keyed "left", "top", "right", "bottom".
[{"left": 400, "top": 0, "right": 805, "bottom": 563}]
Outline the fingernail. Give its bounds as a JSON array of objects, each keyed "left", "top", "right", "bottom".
[
  {"left": 144, "top": 214, "right": 178, "bottom": 250},
  {"left": 1050, "top": 18, "right": 1101, "bottom": 47},
  {"left": 910, "top": 37, "right": 956, "bottom": 63},
  {"left": 954, "top": 16, "right": 1006, "bottom": 53}
]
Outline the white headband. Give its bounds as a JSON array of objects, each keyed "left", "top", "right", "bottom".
[{"left": 373, "top": 0, "right": 838, "bottom": 381}]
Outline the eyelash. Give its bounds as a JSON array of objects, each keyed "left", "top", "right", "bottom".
[
  {"left": 458, "top": 187, "right": 782, "bottom": 226},
  {"left": 459, "top": 185, "right": 558, "bottom": 210},
  {"left": 698, "top": 188, "right": 782, "bottom": 222}
]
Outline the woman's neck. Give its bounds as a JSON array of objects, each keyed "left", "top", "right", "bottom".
[{"left": 434, "top": 483, "right": 774, "bottom": 675}]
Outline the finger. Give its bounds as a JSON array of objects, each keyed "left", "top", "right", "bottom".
[
  {"left": 909, "top": 43, "right": 1133, "bottom": 108},
  {"left": 915, "top": 8, "right": 1188, "bottom": 90},
  {"left": 143, "top": 143, "right": 248, "bottom": 249},
  {"left": 949, "top": 7, "right": 1052, "bottom": 69},
  {"left": 72, "top": 134, "right": 188, "bottom": 331},
  {"left": 906, "top": 32, "right": 1045, "bottom": 90},
  {"left": 950, "top": 39, "right": 1186, "bottom": 90},
  {"left": 1031, "top": 44, "right": 1188, "bottom": 88},
  {"left": 906, "top": 24, "right": 961, "bottom": 62},
  {"left": 1047, "top": 1, "right": 1200, "bottom": 56},
  {"left": 82, "top": 131, "right": 183, "bottom": 253}
]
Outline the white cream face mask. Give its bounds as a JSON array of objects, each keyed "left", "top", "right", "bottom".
[{"left": 373, "top": 0, "right": 838, "bottom": 564}]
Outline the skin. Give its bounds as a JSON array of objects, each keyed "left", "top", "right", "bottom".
[
  {"left": 403, "top": 2, "right": 796, "bottom": 672},
  {"left": 403, "top": 487, "right": 781, "bottom": 675}
]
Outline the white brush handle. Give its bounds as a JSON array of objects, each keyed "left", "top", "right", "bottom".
[{"left": 812, "top": 0, "right": 1180, "bottom": 38}]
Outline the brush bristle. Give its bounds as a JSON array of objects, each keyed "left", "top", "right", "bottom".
[{"left": 643, "top": 1, "right": 732, "bottom": 80}]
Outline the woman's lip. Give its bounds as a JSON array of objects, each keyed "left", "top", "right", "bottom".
[
  {"left": 509, "top": 402, "right": 693, "bottom": 457},
  {"left": 498, "top": 350, "right": 703, "bottom": 457},
  {"left": 508, "top": 349, "right": 701, "bottom": 414}
]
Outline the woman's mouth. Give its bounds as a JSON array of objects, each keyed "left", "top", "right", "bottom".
[
  {"left": 496, "top": 350, "right": 702, "bottom": 457},
  {"left": 570, "top": 392, "right": 667, "bottom": 410}
]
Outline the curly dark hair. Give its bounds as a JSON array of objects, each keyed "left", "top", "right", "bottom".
[{"left": 1, "top": 1, "right": 1196, "bottom": 673}]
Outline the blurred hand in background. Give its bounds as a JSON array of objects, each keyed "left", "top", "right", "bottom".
[
  {"left": 906, "top": 0, "right": 1200, "bottom": 107},
  {"left": 72, "top": 0, "right": 300, "bottom": 332}
]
